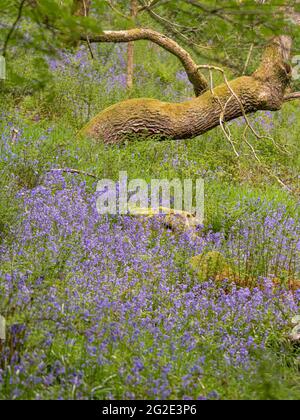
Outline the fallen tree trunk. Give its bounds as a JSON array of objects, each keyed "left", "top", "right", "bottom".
[{"left": 79, "top": 36, "right": 293, "bottom": 144}]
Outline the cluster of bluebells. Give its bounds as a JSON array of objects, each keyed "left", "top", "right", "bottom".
[
  {"left": 233, "top": 111, "right": 276, "bottom": 133},
  {"left": 47, "top": 45, "right": 131, "bottom": 125},
  {"left": 226, "top": 200, "right": 300, "bottom": 278},
  {"left": 48, "top": 45, "right": 130, "bottom": 91},
  {"left": 0, "top": 168, "right": 299, "bottom": 399}
]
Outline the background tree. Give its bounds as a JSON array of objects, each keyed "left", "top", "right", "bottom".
[
  {"left": 126, "top": 0, "right": 138, "bottom": 90},
  {"left": 72, "top": 0, "right": 91, "bottom": 16}
]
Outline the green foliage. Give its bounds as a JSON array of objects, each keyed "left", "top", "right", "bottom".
[
  {"left": 2, "top": 0, "right": 300, "bottom": 82},
  {"left": 136, "top": 0, "right": 300, "bottom": 74}
]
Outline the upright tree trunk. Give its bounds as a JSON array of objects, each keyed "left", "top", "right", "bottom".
[
  {"left": 72, "top": 0, "right": 91, "bottom": 16},
  {"left": 126, "top": 0, "right": 138, "bottom": 90},
  {"left": 79, "top": 36, "right": 292, "bottom": 144}
]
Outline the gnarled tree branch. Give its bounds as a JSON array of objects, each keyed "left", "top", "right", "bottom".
[
  {"left": 79, "top": 36, "right": 293, "bottom": 145},
  {"left": 81, "top": 28, "right": 208, "bottom": 96}
]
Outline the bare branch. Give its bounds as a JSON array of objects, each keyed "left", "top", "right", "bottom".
[
  {"left": 242, "top": 43, "right": 254, "bottom": 75},
  {"left": 49, "top": 168, "right": 98, "bottom": 179},
  {"left": 284, "top": 92, "right": 300, "bottom": 101},
  {"left": 183, "top": 0, "right": 237, "bottom": 25},
  {"left": 143, "top": 8, "right": 211, "bottom": 50},
  {"left": 198, "top": 62, "right": 292, "bottom": 191},
  {"left": 138, "top": 0, "right": 164, "bottom": 12},
  {"left": 105, "top": 0, "right": 131, "bottom": 20},
  {"left": 198, "top": 64, "right": 240, "bottom": 157},
  {"left": 81, "top": 0, "right": 94, "bottom": 59},
  {"left": 2, "top": 0, "right": 27, "bottom": 57}
]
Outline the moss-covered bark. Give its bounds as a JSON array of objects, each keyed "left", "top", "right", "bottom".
[{"left": 79, "top": 36, "right": 292, "bottom": 144}]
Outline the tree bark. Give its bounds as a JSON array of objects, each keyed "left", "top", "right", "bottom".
[
  {"left": 126, "top": 0, "right": 138, "bottom": 90},
  {"left": 81, "top": 28, "right": 208, "bottom": 96},
  {"left": 79, "top": 36, "right": 293, "bottom": 144}
]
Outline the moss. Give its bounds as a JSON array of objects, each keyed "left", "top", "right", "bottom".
[
  {"left": 78, "top": 67, "right": 286, "bottom": 142},
  {"left": 79, "top": 77, "right": 259, "bottom": 136},
  {"left": 190, "top": 251, "right": 235, "bottom": 282}
]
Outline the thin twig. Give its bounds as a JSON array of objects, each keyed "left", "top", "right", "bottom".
[
  {"left": 105, "top": 0, "right": 131, "bottom": 20},
  {"left": 197, "top": 64, "right": 292, "bottom": 191},
  {"left": 83, "top": 0, "right": 94, "bottom": 59},
  {"left": 242, "top": 43, "right": 253, "bottom": 75},
  {"left": 242, "top": 126, "right": 291, "bottom": 191},
  {"left": 198, "top": 64, "right": 239, "bottom": 157},
  {"left": 138, "top": 0, "right": 163, "bottom": 12},
  {"left": 143, "top": 5, "right": 211, "bottom": 50},
  {"left": 284, "top": 91, "right": 300, "bottom": 101},
  {"left": 50, "top": 168, "right": 98, "bottom": 179},
  {"left": 2, "top": 0, "right": 27, "bottom": 57}
]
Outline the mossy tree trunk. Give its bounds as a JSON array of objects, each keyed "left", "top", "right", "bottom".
[{"left": 79, "top": 35, "right": 293, "bottom": 144}]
